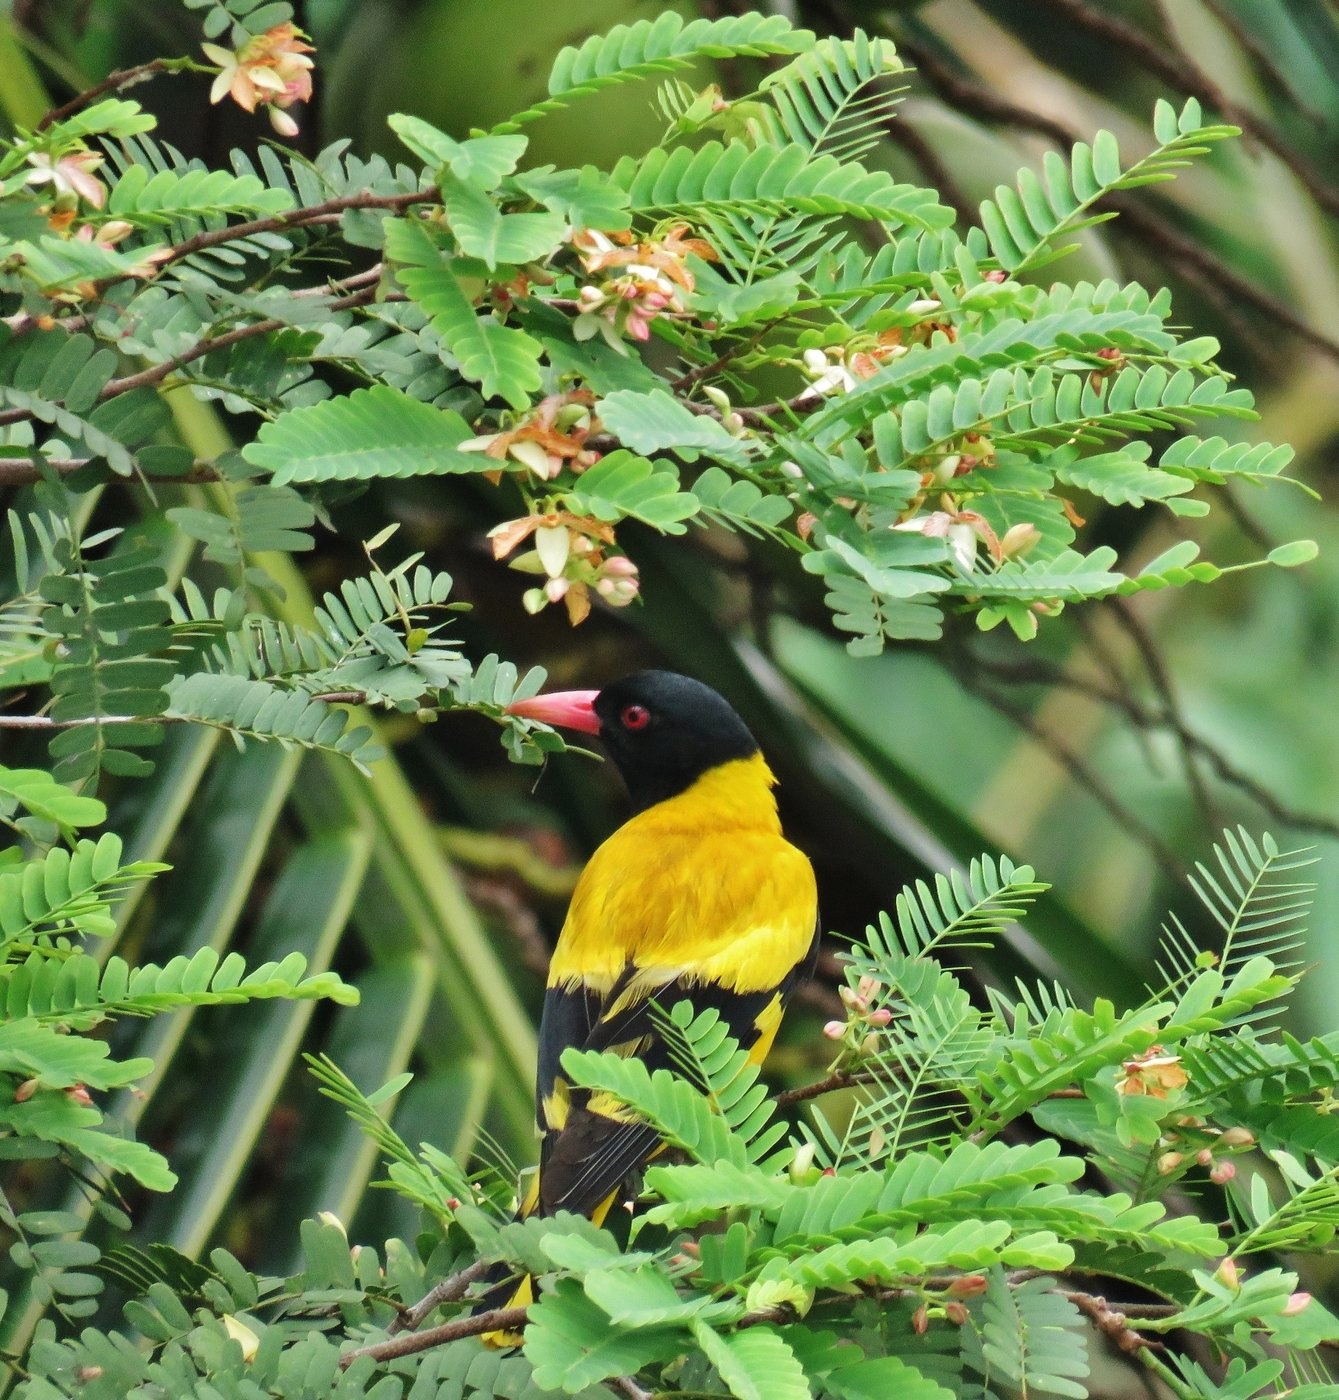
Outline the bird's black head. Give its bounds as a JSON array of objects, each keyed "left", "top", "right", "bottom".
[
  {"left": 509, "top": 671, "right": 760, "bottom": 811},
  {"left": 591, "top": 672, "right": 759, "bottom": 810}
]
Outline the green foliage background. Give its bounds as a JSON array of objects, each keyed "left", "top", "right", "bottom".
[{"left": 2, "top": 0, "right": 1339, "bottom": 1396}]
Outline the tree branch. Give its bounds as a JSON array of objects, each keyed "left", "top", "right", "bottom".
[
  {"left": 391, "top": 1258, "right": 494, "bottom": 1334},
  {"left": 338, "top": 1303, "right": 528, "bottom": 1367},
  {"left": 37, "top": 58, "right": 185, "bottom": 131}
]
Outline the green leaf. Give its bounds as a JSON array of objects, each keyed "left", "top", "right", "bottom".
[
  {"left": 442, "top": 174, "right": 567, "bottom": 269},
  {"left": 524, "top": 1278, "right": 686, "bottom": 1392},
  {"left": 385, "top": 217, "right": 543, "bottom": 409},
  {"left": 388, "top": 115, "right": 527, "bottom": 185},
  {"left": 611, "top": 140, "right": 953, "bottom": 230},
  {"left": 500, "top": 12, "right": 812, "bottom": 128},
  {"left": 826, "top": 1357, "right": 956, "bottom": 1400},
  {"left": 692, "top": 1321, "right": 812, "bottom": 1400},
  {"left": 598, "top": 390, "right": 752, "bottom": 465},
  {"left": 0, "top": 766, "right": 104, "bottom": 830},
  {"left": 563, "top": 451, "right": 699, "bottom": 532},
  {"left": 511, "top": 165, "right": 631, "bottom": 230},
  {"left": 242, "top": 386, "right": 482, "bottom": 484}
]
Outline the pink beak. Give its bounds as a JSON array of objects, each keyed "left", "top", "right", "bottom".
[{"left": 505, "top": 688, "right": 602, "bottom": 735}]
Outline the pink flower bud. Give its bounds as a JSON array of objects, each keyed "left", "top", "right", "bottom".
[
  {"left": 602, "top": 555, "right": 639, "bottom": 578},
  {"left": 944, "top": 1302, "right": 969, "bottom": 1326},
  {"left": 1218, "top": 1126, "right": 1255, "bottom": 1147},
  {"left": 1283, "top": 1291, "right": 1312, "bottom": 1316},
  {"left": 1214, "top": 1257, "right": 1240, "bottom": 1289},
  {"left": 1157, "top": 1151, "right": 1183, "bottom": 1175},
  {"left": 1196, "top": 1148, "right": 1214, "bottom": 1167},
  {"left": 1209, "top": 1161, "right": 1236, "bottom": 1184},
  {"left": 822, "top": 1020, "right": 846, "bottom": 1040},
  {"left": 625, "top": 313, "right": 651, "bottom": 341},
  {"left": 866, "top": 1007, "right": 892, "bottom": 1027}
]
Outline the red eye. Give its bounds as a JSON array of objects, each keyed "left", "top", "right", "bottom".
[{"left": 620, "top": 704, "right": 651, "bottom": 731}]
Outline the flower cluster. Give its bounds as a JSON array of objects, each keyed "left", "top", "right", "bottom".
[
  {"left": 894, "top": 493, "right": 1040, "bottom": 573},
  {"left": 823, "top": 973, "right": 893, "bottom": 1056},
  {"left": 1115, "top": 1044, "right": 1189, "bottom": 1099},
  {"left": 488, "top": 511, "right": 639, "bottom": 625},
  {"left": 1154, "top": 1117, "right": 1255, "bottom": 1186},
  {"left": 202, "top": 23, "right": 315, "bottom": 138},
  {"left": 24, "top": 149, "right": 107, "bottom": 209},
  {"left": 21, "top": 148, "right": 164, "bottom": 294},
  {"left": 570, "top": 224, "right": 714, "bottom": 351},
  {"left": 459, "top": 391, "right": 600, "bottom": 481}
]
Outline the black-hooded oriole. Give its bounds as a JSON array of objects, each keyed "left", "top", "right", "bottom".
[{"left": 480, "top": 671, "right": 819, "bottom": 1340}]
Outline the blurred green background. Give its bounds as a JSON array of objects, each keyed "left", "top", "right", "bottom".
[{"left": 2, "top": 0, "right": 1337, "bottom": 1340}]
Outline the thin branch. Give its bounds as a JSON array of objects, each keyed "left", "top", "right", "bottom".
[
  {"left": 0, "top": 286, "right": 391, "bottom": 432},
  {"left": 1107, "top": 598, "right": 1221, "bottom": 835},
  {"left": 967, "top": 648, "right": 1339, "bottom": 841},
  {"left": 774, "top": 1068, "right": 875, "bottom": 1108},
  {"left": 338, "top": 1303, "right": 528, "bottom": 1367},
  {"left": 0, "top": 690, "right": 368, "bottom": 731},
  {"left": 156, "top": 190, "right": 428, "bottom": 270},
  {"left": 1197, "top": 0, "right": 1327, "bottom": 123},
  {"left": 0, "top": 456, "right": 223, "bottom": 486},
  {"left": 37, "top": 58, "right": 183, "bottom": 131},
  {"left": 391, "top": 1258, "right": 493, "bottom": 1334},
  {"left": 606, "top": 1377, "right": 653, "bottom": 1400},
  {"left": 1067, "top": 1288, "right": 1161, "bottom": 1354}
]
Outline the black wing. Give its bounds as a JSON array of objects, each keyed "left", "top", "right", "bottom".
[{"left": 534, "top": 916, "right": 821, "bottom": 1219}]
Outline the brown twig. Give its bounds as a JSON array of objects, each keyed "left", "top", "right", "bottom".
[
  {"left": 1068, "top": 1288, "right": 1162, "bottom": 1354},
  {"left": 0, "top": 286, "right": 390, "bottom": 433},
  {"left": 1107, "top": 599, "right": 1220, "bottom": 835},
  {"left": 0, "top": 456, "right": 220, "bottom": 486},
  {"left": 390, "top": 1258, "right": 493, "bottom": 1334},
  {"left": 606, "top": 1377, "right": 654, "bottom": 1400},
  {"left": 338, "top": 1303, "right": 528, "bottom": 1367},
  {"left": 775, "top": 1068, "right": 875, "bottom": 1108},
  {"left": 37, "top": 58, "right": 179, "bottom": 132},
  {"left": 0, "top": 691, "right": 369, "bottom": 731},
  {"left": 967, "top": 648, "right": 1339, "bottom": 841}
]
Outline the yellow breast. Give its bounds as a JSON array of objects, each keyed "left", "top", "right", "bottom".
[{"left": 548, "top": 753, "right": 818, "bottom": 995}]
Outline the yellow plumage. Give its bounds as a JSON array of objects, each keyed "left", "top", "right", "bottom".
[{"left": 481, "top": 672, "right": 819, "bottom": 1345}]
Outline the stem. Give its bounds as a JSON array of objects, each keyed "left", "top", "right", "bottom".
[
  {"left": 36, "top": 57, "right": 187, "bottom": 132},
  {"left": 338, "top": 1304, "right": 528, "bottom": 1366}
]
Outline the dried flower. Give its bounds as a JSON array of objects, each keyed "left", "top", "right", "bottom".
[
  {"left": 203, "top": 24, "right": 315, "bottom": 136},
  {"left": 570, "top": 224, "right": 713, "bottom": 349},
  {"left": 893, "top": 496, "right": 1003, "bottom": 573},
  {"left": 24, "top": 149, "right": 106, "bottom": 208},
  {"left": 461, "top": 391, "right": 598, "bottom": 480},
  {"left": 1115, "top": 1045, "right": 1189, "bottom": 1099}
]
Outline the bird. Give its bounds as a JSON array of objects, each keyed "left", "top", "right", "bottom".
[{"left": 479, "top": 670, "right": 820, "bottom": 1340}]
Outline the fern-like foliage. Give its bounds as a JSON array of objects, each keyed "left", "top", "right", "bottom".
[
  {"left": 963, "top": 1268, "right": 1089, "bottom": 1400},
  {"left": 498, "top": 12, "right": 812, "bottom": 130},
  {"left": 978, "top": 97, "right": 1240, "bottom": 272},
  {"left": 0, "top": 832, "right": 165, "bottom": 945}
]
